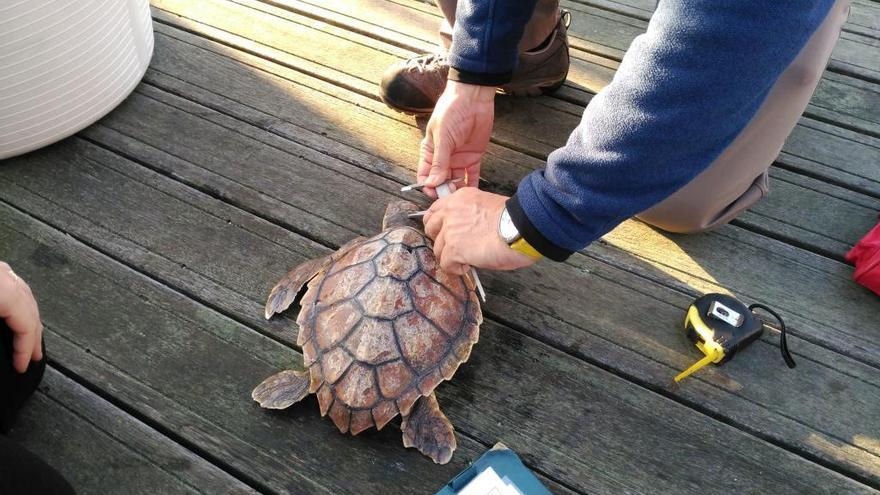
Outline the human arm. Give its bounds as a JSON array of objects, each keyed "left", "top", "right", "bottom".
[
  {"left": 426, "top": 0, "right": 836, "bottom": 268},
  {"left": 0, "top": 263, "right": 43, "bottom": 373},
  {"left": 418, "top": 0, "right": 538, "bottom": 197}
]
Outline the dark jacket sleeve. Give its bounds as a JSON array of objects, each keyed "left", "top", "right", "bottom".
[
  {"left": 508, "top": 0, "right": 836, "bottom": 261},
  {"left": 447, "top": 0, "right": 539, "bottom": 86}
]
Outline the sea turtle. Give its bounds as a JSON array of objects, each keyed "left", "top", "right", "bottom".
[{"left": 252, "top": 200, "right": 482, "bottom": 464}]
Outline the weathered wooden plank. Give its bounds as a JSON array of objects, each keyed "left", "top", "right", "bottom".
[
  {"left": 592, "top": 218, "right": 880, "bottom": 360},
  {"left": 148, "top": 0, "right": 880, "bottom": 255},
  {"left": 6, "top": 87, "right": 880, "bottom": 486},
  {"left": 809, "top": 71, "right": 880, "bottom": 139},
  {"left": 736, "top": 166, "right": 880, "bottom": 259},
  {"left": 844, "top": 0, "right": 880, "bottom": 37},
  {"left": 1, "top": 147, "right": 875, "bottom": 494},
  {"left": 8, "top": 368, "right": 256, "bottom": 495},
  {"left": 812, "top": 29, "right": 880, "bottom": 82},
  {"left": 779, "top": 118, "right": 880, "bottom": 198}
]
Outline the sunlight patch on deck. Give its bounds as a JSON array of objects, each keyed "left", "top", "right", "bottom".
[{"left": 603, "top": 220, "right": 733, "bottom": 296}]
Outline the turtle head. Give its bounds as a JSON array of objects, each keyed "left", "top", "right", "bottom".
[{"left": 382, "top": 201, "right": 423, "bottom": 231}]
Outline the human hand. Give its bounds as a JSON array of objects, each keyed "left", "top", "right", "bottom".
[
  {"left": 423, "top": 188, "right": 537, "bottom": 274},
  {"left": 0, "top": 262, "right": 43, "bottom": 373},
  {"left": 418, "top": 80, "right": 495, "bottom": 198}
]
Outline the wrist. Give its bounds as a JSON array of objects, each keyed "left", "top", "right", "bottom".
[
  {"left": 498, "top": 204, "right": 542, "bottom": 261},
  {"left": 448, "top": 65, "right": 513, "bottom": 87},
  {"left": 447, "top": 80, "right": 495, "bottom": 103}
]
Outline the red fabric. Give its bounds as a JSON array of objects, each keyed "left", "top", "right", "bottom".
[{"left": 846, "top": 221, "right": 880, "bottom": 296}]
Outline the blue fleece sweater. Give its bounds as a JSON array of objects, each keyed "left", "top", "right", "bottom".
[{"left": 448, "top": 0, "right": 836, "bottom": 260}]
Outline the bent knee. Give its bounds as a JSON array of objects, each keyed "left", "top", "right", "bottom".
[
  {"left": 783, "top": 60, "right": 824, "bottom": 93},
  {"left": 638, "top": 173, "right": 768, "bottom": 234}
]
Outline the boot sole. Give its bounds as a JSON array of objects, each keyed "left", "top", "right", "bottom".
[
  {"left": 379, "top": 93, "right": 434, "bottom": 117},
  {"left": 501, "top": 78, "right": 566, "bottom": 97}
]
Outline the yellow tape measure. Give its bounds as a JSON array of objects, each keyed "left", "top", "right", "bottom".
[{"left": 675, "top": 294, "right": 796, "bottom": 382}]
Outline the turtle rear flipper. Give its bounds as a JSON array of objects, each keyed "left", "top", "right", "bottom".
[
  {"left": 252, "top": 370, "right": 310, "bottom": 409},
  {"left": 401, "top": 393, "right": 456, "bottom": 464}
]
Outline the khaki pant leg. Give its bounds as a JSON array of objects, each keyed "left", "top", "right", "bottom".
[
  {"left": 435, "top": 0, "right": 559, "bottom": 53},
  {"left": 637, "top": 0, "right": 850, "bottom": 233}
]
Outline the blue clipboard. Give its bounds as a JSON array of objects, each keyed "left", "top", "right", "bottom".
[{"left": 435, "top": 443, "right": 552, "bottom": 495}]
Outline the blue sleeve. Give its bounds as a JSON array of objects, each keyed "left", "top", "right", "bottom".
[
  {"left": 447, "top": 0, "right": 539, "bottom": 85},
  {"left": 510, "top": 0, "right": 836, "bottom": 261}
]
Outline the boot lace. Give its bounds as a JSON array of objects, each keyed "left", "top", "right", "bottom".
[{"left": 406, "top": 53, "right": 448, "bottom": 72}]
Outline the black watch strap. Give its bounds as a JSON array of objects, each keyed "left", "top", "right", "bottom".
[{"left": 505, "top": 195, "right": 574, "bottom": 262}]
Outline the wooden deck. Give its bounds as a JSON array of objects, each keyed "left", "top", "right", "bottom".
[{"left": 2, "top": 0, "right": 879, "bottom": 493}]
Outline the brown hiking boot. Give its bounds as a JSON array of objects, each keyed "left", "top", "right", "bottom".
[
  {"left": 380, "top": 53, "right": 450, "bottom": 115},
  {"left": 379, "top": 11, "right": 571, "bottom": 115},
  {"left": 502, "top": 10, "right": 571, "bottom": 97}
]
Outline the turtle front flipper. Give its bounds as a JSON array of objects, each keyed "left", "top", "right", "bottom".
[
  {"left": 265, "top": 237, "right": 367, "bottom": 319},
  {"left": 252, "top": 370, "right": 310, "bottom": 409},
  {"left": 401, "top": 393, "right": 456, "bottom": 464},
  {"left": 265, "top": 257, "right": 330, "bottom": 319}
]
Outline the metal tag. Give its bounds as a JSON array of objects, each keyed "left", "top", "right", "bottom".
[{"left": 708, "top": 300, "right": 744, "bottom": 327}]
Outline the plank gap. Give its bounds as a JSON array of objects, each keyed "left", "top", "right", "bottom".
[{"left": 729, "top": 216, "right": 847, "bottom": 263}]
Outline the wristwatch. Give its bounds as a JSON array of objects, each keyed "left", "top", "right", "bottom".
[{"left": 499, "top": 207, "right": 542, "bottom": 260}]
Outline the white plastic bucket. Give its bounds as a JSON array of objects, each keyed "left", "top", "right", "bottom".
[{"left": 0, "top": 0, "right": 154, "bottom": 159}]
